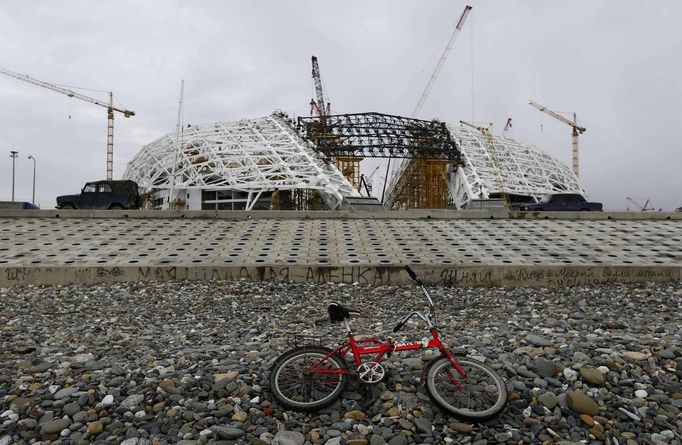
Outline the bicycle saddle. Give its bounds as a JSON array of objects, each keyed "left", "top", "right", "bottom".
[{"left": 328, "top": 302, "right": 362, "bottom": 322}]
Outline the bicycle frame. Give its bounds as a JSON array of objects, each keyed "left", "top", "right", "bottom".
[
  {"left": 271, "top": 267, "right": 509, "bottom": 419},
  {"left": 306, "top": 316, "right": 468, "bottom": 389}
]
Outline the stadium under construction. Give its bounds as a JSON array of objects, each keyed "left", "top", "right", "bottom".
[{"left": 123, "top": 111, "right": 586, "bottom": 212}]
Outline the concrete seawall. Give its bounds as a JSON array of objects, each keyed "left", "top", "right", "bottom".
[{"left": 1, "top": 210, "right": 680, "bottom": 288}]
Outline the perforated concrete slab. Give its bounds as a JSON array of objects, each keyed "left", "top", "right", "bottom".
[{"left": 1, "top": 211, "right": 680, "bottom": 287}]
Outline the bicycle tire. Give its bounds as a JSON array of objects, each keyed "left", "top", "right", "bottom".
[
  {"left": 270, "top": 346, "right": 348, "bottom": 411},
  {"left": 425, "top": 356, "right": 507, "bottom": 421}
]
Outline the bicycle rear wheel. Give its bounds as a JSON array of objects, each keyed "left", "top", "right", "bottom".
[
  {"left": 270, "top": 346, "right": 348, "bottom": 411},
  {"left": 425, "top": 356, "right": 507, "bottom": 421}
]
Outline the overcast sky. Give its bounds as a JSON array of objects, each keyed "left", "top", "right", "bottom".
[{"left": 1, "top": 0, "right": 680, "bottom": 210}]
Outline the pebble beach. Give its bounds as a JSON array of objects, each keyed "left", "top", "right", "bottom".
[{"left": 1, "top": 280, "right": 681, "bottom": 445}]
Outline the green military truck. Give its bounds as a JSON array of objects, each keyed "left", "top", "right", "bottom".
[{"left": 56, "top": 180, "right": 142, "bottom": 210}]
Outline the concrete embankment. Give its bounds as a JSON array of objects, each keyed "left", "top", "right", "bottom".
[{"left": 1, "top": 210, "right": 680, "bottom": 288}]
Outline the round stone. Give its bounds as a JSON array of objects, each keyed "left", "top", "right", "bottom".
[
  {"left": 580, "top": 366, "right": 606, "bottom": 385},
  {"left": 566, "top": 391, "right": 600, "bottom": 415},
  {"left": 42, "top": 419, "right": 71, "bottom": 434}
]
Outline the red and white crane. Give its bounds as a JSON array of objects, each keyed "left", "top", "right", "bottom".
[
  {"left": 0, "top": 66, "right": 135, "bottom": 180},
  {"left": 529, "top": 100, "right": 585, "bottom": 177},
  {"left": 412, "top": 5, "right": 472, "bottom": 118},
  {"left": 310, "top": 56, "right": 331, "bottom": 122}
]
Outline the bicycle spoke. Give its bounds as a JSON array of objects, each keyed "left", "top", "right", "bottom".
[
  {"left": 432, "top": 360, "right": 502, "bottom": 414},
  {"left": 273, "top": 350, "right": 345, "bottom": 407}
]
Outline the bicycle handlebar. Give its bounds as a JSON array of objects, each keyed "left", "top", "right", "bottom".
[
  {"left": 404, "top": 265, "right": 422, "bottom": 284},
  {"left": 405, "top": 265, "right": 434, "bottom": 309}
]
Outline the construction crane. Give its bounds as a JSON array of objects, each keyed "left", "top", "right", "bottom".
[
  {"left": 308, "top": 56, "right": 362, "bottom": 188},
  {"left": 0, "top": 66, "right": 135, "bottom": 180},
  {"left": 310, "top": 56, "right": 331, "bottom": 122},
  {"left": 503, "top": 118, "right": 512, "bottom": 138},
  {"left": 359, "top": 165, "right": 381, "bottom": 196},
  {"left": 626, "top": 197, "right": 655, "bottom": 212},
  {"left": 382, "top": 5, "right": 472, "bottom": 208},
  {"left": 529, "top": 100, "right": 585, "bottom": 177},
  {"left": 412, "top": 5, "right": 472, "bottom": 118}
]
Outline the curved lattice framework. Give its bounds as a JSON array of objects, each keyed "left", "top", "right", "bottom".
[
  {"left": 447, "top": 123, "right": 585, "bottom": 209},
  {"left": 297, "top": 112, "right": 461, "bottom": 161},
  {"left": 123, "top": 113, "right": 359, "bottom": 210}
]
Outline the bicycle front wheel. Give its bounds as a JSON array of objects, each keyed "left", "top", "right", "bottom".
[
  {"left": 269, "top": 346, "right": 348, "bottom": 411},
  {"left": 425, "top": 356, "right": 507, "bottom": 421}
]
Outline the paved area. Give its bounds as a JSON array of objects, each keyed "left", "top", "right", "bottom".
[{"left": 1, "top": 211, "right": 680, "bottom": 287}]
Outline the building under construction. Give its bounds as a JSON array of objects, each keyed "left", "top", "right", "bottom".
[{"left": 123, "top": 109, "right": 585, "bottom": 211}]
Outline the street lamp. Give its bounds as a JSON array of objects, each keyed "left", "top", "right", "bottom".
[
  {"left": 27, "top": 155, "right": 36, "bottom": 205},
  {"left": 10, "top": 150, "right": 18, "bottom": 202}
]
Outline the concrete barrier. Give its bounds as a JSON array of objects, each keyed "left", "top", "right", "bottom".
[
  {"left": 1, "top": 210, "right": 680, "bottom": 288},
  {"left": 1, "top": 264, "right": 679, "bottom": 288}
]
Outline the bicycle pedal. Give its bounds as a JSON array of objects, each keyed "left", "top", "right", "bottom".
[{"left": 357, "top": 362, "right": 385, "bottom": 384}]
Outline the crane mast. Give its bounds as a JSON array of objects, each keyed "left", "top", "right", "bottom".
[
  {"left": 529, "top": 100, "right": 585, "bottom": 177},
  {"left": 0, "top": 66, "right": 135, "bottom": 180},
  {"left": 310, "top": 56, "right": 330, "bottom": 122},
  {"left": 412, "top": 5, "right": 472, "bottom": 118}
]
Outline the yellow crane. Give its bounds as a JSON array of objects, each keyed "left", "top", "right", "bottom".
[
  {"left": 529, "top": 100, "right": 585, "bottom": 177},
  {"left": 0, "top": 66, "right": 135, "bottom": 180}
]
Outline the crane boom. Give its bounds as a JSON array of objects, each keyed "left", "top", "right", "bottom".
[
  {"left": 0, "top": 66, "right": 135, "bottom": 180},
  {"left": 626, "top": 197, "right": 654, "bottom": 212},
  {"left": 310, "top": 56, "right": 330, "bottom": 120},
  {"left": 529, "top": 100, "right": 584, "bottom": 132},
  {"left": 529, "top": 100, "right": 585, "bottom": 177},
  {"left": 412, "top": 5, "right": 472, "bottom": 118},
  {"left": 0, "top": 68, "right": 134, "bottom": 116}
]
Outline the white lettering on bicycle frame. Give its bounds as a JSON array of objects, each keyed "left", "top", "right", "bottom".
[{"left": 394, "top": 339, "right": 430, "bottom": 349}]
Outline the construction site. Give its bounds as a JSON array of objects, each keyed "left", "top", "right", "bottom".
[
  {"left": 0, "top": 4, "right": 679, "bottom": 291},
  {"left": 2, "top": 6, "right": 591, "bottom": 214},
  {"left": 1, "top": 6, "right": 681, "bottom": 445}
]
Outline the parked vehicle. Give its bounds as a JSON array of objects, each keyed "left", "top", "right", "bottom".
[
  {"left": 56, "top": 180, "right": 141, "bottom": 210},
  {"left": 0, "top": 201, "right": 39, "bottom": 209},
  {"left": 519, "top": 193, "right": 602, "bottom": 212}
]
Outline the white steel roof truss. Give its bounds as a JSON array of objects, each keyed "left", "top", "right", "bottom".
[{"left": 123, "top": 113, "right": 359, "bottom": 209}]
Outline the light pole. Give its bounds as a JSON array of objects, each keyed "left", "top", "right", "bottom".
[
  {"left": 10, "top": 150, "right": 18, "bottom": 202},
  {"left": 27, "top": 155, "right": 36, "bottom": 205}
]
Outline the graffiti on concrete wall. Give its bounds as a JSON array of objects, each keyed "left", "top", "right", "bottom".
[{"left": 0, "top": 264, "right": 678, "bottom": 288}]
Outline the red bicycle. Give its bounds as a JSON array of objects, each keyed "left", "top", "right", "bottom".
[{"left": 269, "top": 266, "right": 508, "bottom": 421}]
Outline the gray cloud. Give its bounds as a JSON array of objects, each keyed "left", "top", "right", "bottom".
[{"left": 1, "top": 0, "right": 680, "bottom": 210}]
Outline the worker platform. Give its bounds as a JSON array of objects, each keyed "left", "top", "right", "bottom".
[{"left": 0, "top": 210, "right": 680, "bottom": 288}]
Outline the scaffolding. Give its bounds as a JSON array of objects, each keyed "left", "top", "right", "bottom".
[
  {"left": 335, "top": 156, "right": 363, "bottom": 189},
  {"left": 391, "top": 159, "right": 451, "bottom": 209},
  {"left": 298, "top": 112, "right": 462, "bottom": 209}
]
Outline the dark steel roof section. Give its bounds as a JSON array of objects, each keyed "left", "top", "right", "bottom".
[{"left": 297, "top": 112, "right": 463, "bottom": 165}]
